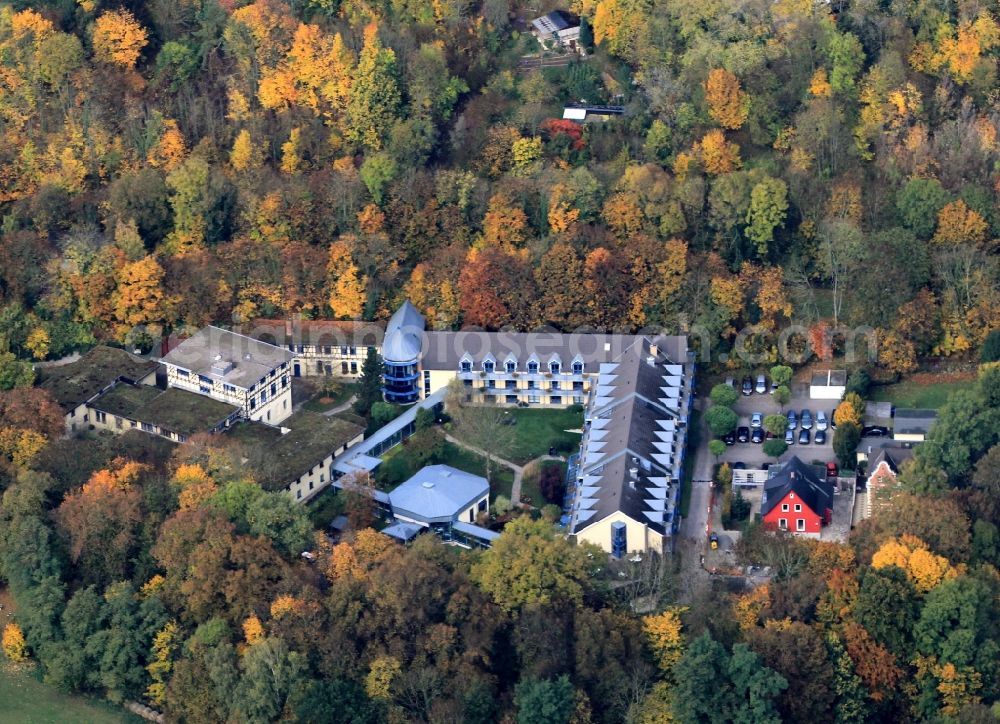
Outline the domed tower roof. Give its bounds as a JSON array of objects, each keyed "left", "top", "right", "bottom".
[{"left": 382, "top": 301, "right": 426, "bottom": 364}]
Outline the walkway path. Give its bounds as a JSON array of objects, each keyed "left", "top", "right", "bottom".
[
  {"left": 443, "top": 433, "right": 565, "bottom": 505},
  {"left": 321, "top": 394, "right": 357, "bottom": 417}
]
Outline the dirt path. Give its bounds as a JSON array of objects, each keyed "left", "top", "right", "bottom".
[{"left": 321, "top": 395, "right": 358, "bottom": 417}]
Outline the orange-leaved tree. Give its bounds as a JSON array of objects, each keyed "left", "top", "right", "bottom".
[{"left": 705, "top": 68, "right": 749, "bottom": 129}]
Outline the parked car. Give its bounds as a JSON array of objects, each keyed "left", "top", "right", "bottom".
[
  {"left": 826, "top": 462, "right": 839, "bottom": 477},
  {"left": 800, "top": 409, "right": 813, "bottom": 430},
  {"left": 798, "top": 428, "right": 811, "bottom": 444},
  {"left": 725, "top": 376, "right": 735, "bottom": 388},
  {"left": 751, "top": 428, "right": 765, "bottom": 444},
  {"left": 737, "top": 426, "right": 750, "bottom": 443},
  {"left": 862, "top": 425, "right": 890, "bottom": 437},
  {"left": 723, "top": 430, "right": 736, "bottom": 446},
  {"left": 755, "top": 374, "right": 767, "bottom": 394},
  {"left": 710, "top": 532, "right": 719, "bottom": 550},
  {"left": 814, "top": 429, "right": 827, "bottom": 445},
  {"left": 785, "top": 428, "right": 795, "bottom": 444},
  {"left": 742, "top": 377, "right": 753, "bottom": 396},
  {"left": 786, "top": 410, "right": 797, "bottom": 430},
  {"left": 750, "top": 412, "right": 763, "bottom": 428},
  {"left": 732, "top": 462, "right": 746, "bottom": 470},
  {"left": 816, "top": 410, "right": 828, "bottom": 431}
]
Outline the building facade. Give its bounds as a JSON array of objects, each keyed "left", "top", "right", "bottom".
[
  {"left": 250, "top": 318, "right": 383, "bottom": 379},
  {"left": 161, "top": 326, "right": 295, "bottom": 425}
]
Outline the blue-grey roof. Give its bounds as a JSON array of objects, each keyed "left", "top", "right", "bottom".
[
  {"left": 389, "top": 465, "right": 489, "bottom": 524},
  {"left": 383, "top": 301, "right": 426, "bottom": 363},
  {"left": 452, "top": 521, "right": 500, "bottom": 541},
  {"left": 382, "top": 521, "right": 423, "bottom": 541}
]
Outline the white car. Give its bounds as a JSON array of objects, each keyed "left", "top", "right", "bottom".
[
  {"left": 750, "top": 412, "right": 763, "bottom": 428},
  {"left": 816, "top": 410, "right": 828, "bottom": 431},
  {"left": 755, "top": 374, "right": 767, "bottom": 394}
]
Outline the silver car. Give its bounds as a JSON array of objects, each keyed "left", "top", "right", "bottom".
[
  {"left": 816, "top": 410, "right": 828, "bottom": 431},
  {"left": 755, "top": 374, "right": 767, "bottom": 394}
]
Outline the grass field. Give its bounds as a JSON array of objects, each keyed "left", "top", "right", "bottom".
[
  {"left": 869, "top": 379, "right": 975, "bottom": 409},
  {"left": 0, "top": 666, "right": 129, "bottom": 723},
  {"left": 302, "top": 381, "right": 358, "bottom": 413},
  {"left": 498, "top": 408, "right": 584, "bottom": 465}
]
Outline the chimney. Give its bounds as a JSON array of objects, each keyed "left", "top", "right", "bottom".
[{"left": 649, "top": 342, "right": 659, "bottom": 357}]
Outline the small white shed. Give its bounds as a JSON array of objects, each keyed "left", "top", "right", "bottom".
[{"left": 809, "top": 370, "right": 847, "bottom": 400}]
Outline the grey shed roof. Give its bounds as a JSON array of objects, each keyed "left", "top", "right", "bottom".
[
  {"left": 893, "top": 408, "right": 937, "bottom": 433},
  {"left": 867, "top": 445, "right": 915, "bottom": 475},
  {"left": 389, "top": 464, "right": 489, "bottom": 524},
  {"left": 382, "top": 521, "right": 423, "bottom": 542},
  {"left": 382, "top": 301, "right": 426, "bottom": 364},
  {"left": 761, "top": 456, "right": 833, "bottom": 517},
  {"left": 161, "top": 326, "right": 293, "bottom": 389},
  {"left": 532, "top": 10, "right": 576, "bottom": 33}
]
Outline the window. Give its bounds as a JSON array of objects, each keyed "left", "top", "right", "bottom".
[
  {"left": 483, "top": 360, "right": 494, "bottom": 373},
  {"left": 141, "top": 422, "right": 154, "bottom": 432},
  {"left": 349, "top": 347, "right": 356, "bottom": 355},
  {"left": 778, "top": 518, "right": 787, "bottom": 530},
  {"left": 250, "top": 398, "right": 256, "bottom": 410},
  {"left": 794, "top": 504, "right": 802, "bottom": 512},
  {"left": 199, "top": 374, "right": 213, "bottom": 385},
  {"left": 505, "top": 360, "right": 516, "bottom": 373},
  {"left": 320, "top": 474, "right": 324, "bottom": 483},
  {"left": 506, "top": 380, "right": 516, "bottom": 389},
  {"left": 551, "top": 381, "right": 560, "bottom": 390},
  {"left": 573, "top": 381, "right": 584, "bottom": 390},
  {"left": 528, "top": 380, "right": 536, "bottom": 389},
  {"left": 271, "top": 382, "right": 277, "bottom": 395},
  {"left": 551, "top": 396, "right": 562, "bottom": 405},
  {"left": 342, "top": 362, "right": 349, "bottom": 374},
  {"left": 95, "top": 411, "right": 106, "bottom": 423},
  {"left": 460, "top": 360, "right": 472, "bottom": 373},
  {"left": 350, "top": 362, "right": 357, "bottom": 374},
  {"left": 574, "top": 396, "right": 583, "bottom": 405},
  {"left": 309, "top": 481, "right": 314, "bottom": 490},
  {"left": 323, "top": 346, "right": 332, "bottom": 355},
  {"left": 296, "top": 490, "right": 302, "bottom": 500},
  {"left": 487, "top": 379, "right": 495, "bottom": 388},
  {"left": 781, "top": 503, "right": 789, "bottom": 512},
  {"left": 224, "top": 383, "right": 236, "bottom": 393},
  {"left": 341, "top": 346, "right": 348, "bottom": 355},
  {"left": 528, "top": 395, "right": 540, "bottom": 403},
  {"left": 796, "top": 519, "right": 805, "bottom": 532},
  {"left": 550, "top": 361, "right": 560, "bottom": 374},
  {"left": 528, "top": 361, "right": 539, "bottom": 373},
  {"left": 464, "top": 379, "right": 473, "bottom": 387},
  {"left": 176, "top": 368, "right": 189, "bottom": 377},
  {"left": 573, "top": 361, "right": 583, "bottom": 374}
]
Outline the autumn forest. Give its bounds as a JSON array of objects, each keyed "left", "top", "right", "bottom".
[{"left": 0, "top": 0, "right": 999, "bottom": 721}]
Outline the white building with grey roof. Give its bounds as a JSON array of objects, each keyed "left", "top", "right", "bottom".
[
  {"left": 569, "top": 337, "right": 692, "bottom": 556},
  {"left": 160, "top": 326, "right": 295, "bottom": 424}
]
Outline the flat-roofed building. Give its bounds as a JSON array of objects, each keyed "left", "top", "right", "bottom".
[
  {"left": 892, "top": 408, "right": 937, "bottom": 442},
  {"left": 530, "top": 10, "right": 582, "bottom": 52},
  {"left": 36, "top": 346, "right": 158, "bottom": 433},
  {"left": 86, "top": 384, "right": 241, "bottom": 443},
  {"left": 161, "top": 326, "right": 294, "bottom": 424}
]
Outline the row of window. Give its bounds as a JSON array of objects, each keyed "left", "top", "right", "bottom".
[
  {"left": 290, "top": 345, "right": 363, "bottom": 356},
  {"left": 469, "top": 379, "right": 583, "bottom": 390},
  {"left": 461, "top": 359, "right": 585, "bottom": 375},
  {"left": 479, "top": 394, "right": 584, "bottom": 405},
  {"left": 777, "top": 518, "right": 808, "bottom": 532}
]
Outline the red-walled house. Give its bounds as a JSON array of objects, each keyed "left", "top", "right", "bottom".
[{"left": 760, "top": 456, "right": 834, "bottom": 538}]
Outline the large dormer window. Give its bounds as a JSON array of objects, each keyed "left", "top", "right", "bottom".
[
  {"left": 505, "top": 359, "right": 516, "bottom": 373},
  {"left": 573, "top": 360, "right": 584, "bottom": 374},
  {"left": 528, "top": 360, "right": 539, "bottom": 374},
  {"left": 550, "top": 361, "right": 561, "bottom": 374},
  {"left": 483, "top": 360, "right": 494, "bottom": 374},
  {"left": 460, "top": 358, "right": 472, "bottom": 373}
]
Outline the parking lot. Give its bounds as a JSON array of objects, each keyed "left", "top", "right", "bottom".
[{"left": 717, "top": 379, "right": 837, "bottom": 470}]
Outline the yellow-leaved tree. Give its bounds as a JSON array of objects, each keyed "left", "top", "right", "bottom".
[
  {"left": 871, "top": 534, "right": 962, "bottom": 593},
  {"left": 327, "top": 239, "right": 366, "bottom": 318},
  {"left": 698, "top": 130, "right": 741, "bottom": 174},
  {"left": 2, "top": 623, "right": 28, "bottom": 662},
  {"left": 931, "top": 199, "right": 989, "bottom": 246},
  {"left": 705, "top": 68, "right": 749, "bottom": 129},
  {"left": 92, "top": 9, "right": 148, "bottom": 69},
  {"left": 230, "top": 129, "right": 262, "bottom": 172},
  {"left": 643, "top": 607, "right": 687, "bottom": 672}
]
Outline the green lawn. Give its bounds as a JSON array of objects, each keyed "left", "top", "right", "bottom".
[
  {"left": 498, "top": 408, "right": 584, "bottom": 465},
  {"left": 869, "top": 379, "right": 975, "bottom": 409},
  {"left": 0, "top": 667, "right": 129, "bottom": 723}
]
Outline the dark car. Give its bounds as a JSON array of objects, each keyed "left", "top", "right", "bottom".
[
  {"left": 741, "top": 377, "right": 753, "bottom": 396},
  {"left": 731, "top": 462, "right": 746, "bottom": 470},
  {"left": 814, "top": 429, "right": 827, "bottom": 445},
  {"left": 737, "top": 426, "right": 750, "bottom": 443},
  {"left": 798, "top": 428, "right": 811, "bottom": 445},
  {"left": 862, "top": 425, "right": 890, "bottom": 437},
  {"left": 800, "top": 409, "right": 813, "bottom": 430},
  {"left": 786, "top": 410, "right": 797, "bottom": 430},
  {"left": 785, "top": 428, "right": 794, "bottom": 444},
  {"left": 751, "top": 428, "right": 764, "bottom": 444},
  {"left": 723, "top": 430, "right": 736, "bottom": 446}
]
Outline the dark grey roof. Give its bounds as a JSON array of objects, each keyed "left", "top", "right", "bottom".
[
  {"left": 572, "top": 337, "right": 690, "bottom": 536},
  {"left": 161, "top": 327, "right": 294, "bottom": 389},
  {"left": 867, "top": 445, "right": 915, "bottom": 475},
  {"left": 38, "top": 346, "right": 158, "bottom": 411},
  {"left": 893, "top": 408, "right": 937, "bottom": 434},
  {"left": 249, "top": 319, "right": 384, "bottom": 349},
  {"left": 532, "top": 10, "right": 576, "bottom": 32},
  {"left": 761, "top": 456, "right": 833, "bottom": 518}
]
